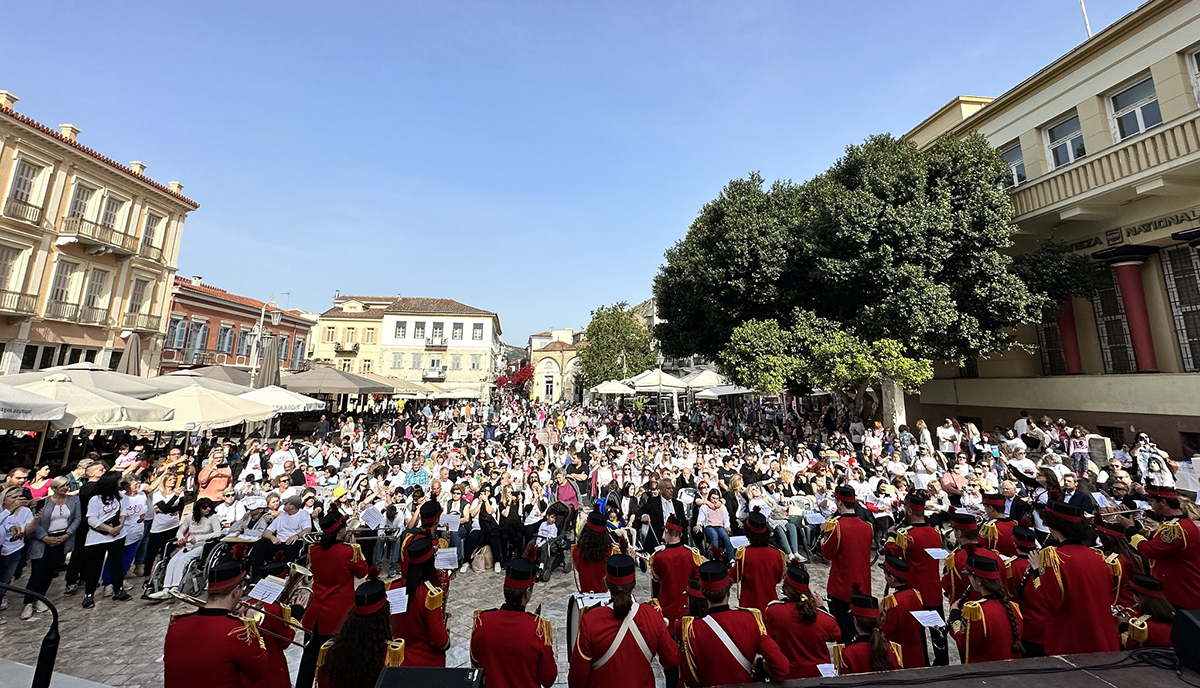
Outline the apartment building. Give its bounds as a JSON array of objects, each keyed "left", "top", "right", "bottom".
[
  {"left": 160, "top": 276, "right": 314, "bottom": 374},
  {"left": 0, "top": 92, "right": 198, "bottom": 374},
  {"left": 906, "top": 0, "right": 1200, "bottom": 457},
  {"left": 310, "top": 294, "right": 389, "bottom": 376}
]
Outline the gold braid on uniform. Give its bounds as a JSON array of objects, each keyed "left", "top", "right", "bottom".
[
  {"left": 1038, "top": 547, "right": 1063, "bottom": 595},
  {"left": 1105, "top": 553, "right": 1123, "bottom": 605},
  {"left": 747, "top": 608, "right": 767, "bottom": 636},
  {"left": 893, "top": 526, "right": 909, "bottom": 551},
  {"left": 228, "top": 616, "right": 267, "bottom": 650},
  {"left": 424, "top": 582, "right": 444, "bottom": 610},
  {"left": 385, "top": 640, "right": 405, "bottom": 667},
  {"left": 537, "top": 616, "right": 553, "bottom": 647},
  {"left": 681, "top": 617, "right": 698, "bottom": 680},
  {"left": 831, "top": 643, "right": 845, "bottom": 673},
  {"left": 317, "top": 639, "right": 334, "bottom": 669},
  {"left": 350, "top": 543, "right": 364, "bottom": 563},
  {"left": 890, "top": 641, "right": 905, "bottom": 669},
  {"left": 1128, "top": 614, "right": 1151, "bottom": 645},
  {"left": 961, "top": 601, "right": 985, "bottom": 662},
  {"left": 979, "top": 521, "right": 998, "bottom": 547}
]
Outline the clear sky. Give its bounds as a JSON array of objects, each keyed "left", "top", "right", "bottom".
[{"left": 5, "top": 1, "right": 1136, "bottom": 343}]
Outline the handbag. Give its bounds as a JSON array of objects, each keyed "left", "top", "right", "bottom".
[{"left": 471, "top": 544, "right": 493, "bottom": 572}]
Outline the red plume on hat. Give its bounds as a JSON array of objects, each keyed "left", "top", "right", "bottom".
[
  {"left": 230, "top": 543, "right": 249, "bottom": 561},
  {"left": 617, "top": 536, "right": 629, "bottom": 557},
  {"left": 272, "top": 550, "right": 286, "bottom": 563},
  {"left": 525, "top": 542, "right": 539, "bottom": 564},
  {"left": 709, "top": 545, "right": 723, "bottom": 560},
  {"left": 367, "top": 564, "right": 380, "bottom": 581}
]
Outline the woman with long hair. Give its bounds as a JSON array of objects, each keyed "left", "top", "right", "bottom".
[
  {"left": 142, "top": 471, "right": 184, "bottom": 595},
  {"left": 573, "top": 509, "right": 614, "bottom": 593},
  {"left": 25, "top": 464, "right": 52, "bottom": 499},
  {"left": 1120, "top": 574, "right": 1176, "bottom": 649},
  {"left": 296, "top": 511, "right": 370, "bottom": 688},
  {"left": 832, "top": 594, "right": 902, "bottom": 674},
  {"left": 1096, "top": 520, "right": 1142, "bottom": 611},
  {"left": 765, "top": 566, "right": 841, "bottom": 679},
  {"left": 317, "top": 580, "right": 405, "bottom": 688},
  {"left": 81, "top": 472, "right": 131, "bottom": 608},
  {"left": 949, "top": 555, "right": 1023, "bottom": 662},
  {"left": 389, "top": 536, "right": 450, "bottom": 666},
  {"left": 147, "top": 496, "right": 219, "bottom": 600},
  {"left": 1031, "top": 467, "right": 1061, "bottom": 539}
]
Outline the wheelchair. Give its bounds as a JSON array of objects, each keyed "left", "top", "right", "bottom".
[
  {"left": 146, "top": 539, "right": 229, "bottom": 600},
  {"left": 533, "top": 500, "right": 576, "bottom": 582}
]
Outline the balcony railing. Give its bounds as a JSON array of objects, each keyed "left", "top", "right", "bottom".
[
  {"left": 423, "top": 367, "right": 446, "bottom": 380},
  {"left": 140, "top": 242, "right": 163, "bottom": 262},
  {"left": 44, "top": 300, "right": 80, "bottom": 322},
  {"left": 58, "top": 216, "right": 140, "bottom": 255},
  {"left": 334, "top": 342, "right": 360, "bottom": 355},
  {"left": 426, "top": 336, "right": 447, "bottom": 348},
  {"left": 1010, "top": 109, "right": 1200, "bottom": 218},
  {"left": 123, "top": 312, "right": 158, "bottom": 332},
  {"left": 76, "top": 305, "right": 109, "bottom": 326},
  {"left": 0, "top": 289, "right": 37, "bottom": 316},
  {"left": 4, "top": 197, "right": 42, "bottom": 224}
]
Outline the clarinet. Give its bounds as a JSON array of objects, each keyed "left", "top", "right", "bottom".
[{"left": 943, "top": 583, "right": 974, "bottom": 633}]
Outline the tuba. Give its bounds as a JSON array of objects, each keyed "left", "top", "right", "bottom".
[{"left": 279, "top": 562, "right": 314, "bottom": 607}]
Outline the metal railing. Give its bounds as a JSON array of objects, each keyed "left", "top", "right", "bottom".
[
  {"left": 426, "top": 336, "right": 447, "bottom": 347},
  {"left": 76, "top": 305, "right": 108, "bottom": 326},
  {"left": 334, "top": 342, "right": 360, "bottom": 354},
  {"left": 4, "top": 197, "right": 42, "bottom": 224},
  {"left": 423, "top": 367, "right": 446, "bottom": 379},
  {"left": 123, "top": 312, "right": 157, "bottom": 331},
  {"left": 58, "top": 216, "right": 140, "bottom": 254},
  {"left": 44, "top": 300, "right": 79, "bottom": 321},
  {"left": 0, "top": 289, "right": 37, "bottom": 315},
  {"left": 1011, "top": 109, "right": 1200, "bottom": 218}
]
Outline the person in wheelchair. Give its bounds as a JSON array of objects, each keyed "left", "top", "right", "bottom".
[
  {"left": 251, "top": 494, "right": 313, "bottom": 580},
  {"left": 227, "top": 497, "right": 272, "bottom": 539},
  {"left": 147, "top": 497, "right": 220, "bottom": 599}
]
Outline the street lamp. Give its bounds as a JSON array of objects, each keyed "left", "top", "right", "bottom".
[{"left": 249, "top": 299, "right": 282, "bottom": 388}]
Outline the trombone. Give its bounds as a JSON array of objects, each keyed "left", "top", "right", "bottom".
[{"left": 167, "top": 590, "right": 306, "bottom": 649}]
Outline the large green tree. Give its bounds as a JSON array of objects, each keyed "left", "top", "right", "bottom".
[
  {"left": 1012, "top": 238, "right": 1101, "bottom": 308},
  {"left": 654, "top": 133, "right": 1043, "bottom": 367},
  {"left": 575, "top": 302, "right": 656, "bottom": 390}
]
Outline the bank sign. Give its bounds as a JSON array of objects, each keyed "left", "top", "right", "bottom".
[{"left": 1067, "top": 207, "right": 1200, "bottom": 253}]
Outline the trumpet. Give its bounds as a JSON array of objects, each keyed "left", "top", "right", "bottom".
[{"left": 167, "top": 590, "right": 306, "bottom": 649}]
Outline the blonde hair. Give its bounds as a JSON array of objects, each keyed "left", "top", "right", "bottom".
[
  {"left": 729, "top": 474, "right": 744, "bottom": 492},
  {"left": 51, "top": 476, "right": 71, "bottom": 491}
]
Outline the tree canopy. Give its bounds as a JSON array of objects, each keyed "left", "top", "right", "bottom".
[
  {"left": 575, "top": 302, "right": 656, "bottom": 390},
  {"left": 1012, "top": 238, "right": 1102, "bottom": 308},
  {"left": 653, "top": 133, "right": 1043, "bottom": 367}
]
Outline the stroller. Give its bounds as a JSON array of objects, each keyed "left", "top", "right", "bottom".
[{"left": 535, "top": 500, "right": 576, "bottom": 582}]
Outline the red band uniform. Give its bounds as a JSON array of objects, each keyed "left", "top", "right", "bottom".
[
  {"left": 949, "top": 555, "right": 1023, "bottom": 663},
  {"left": 304, "top": 514, "right": 370, "bottom": 637},
  {"left": 1131, "top": 486, "right": 1200, "bottom": 609},
  {"left": 1120, "top": 574, "right": 1175, "bottom": 650},
  {"left": 389, "top": 536, "right": 450, "bottom": 666},
  {"left": 733, "top": 510, "right": 786, "bottom": 611},
  {"left": 573, "top": 511, "right": 618, "bottom": 594},
  {"left": 821, "top": 486, "right": 873, "bottom": 640},
  {"left": 831, "top": 594, "right": 903, "bottom": 675},
  {"left": 941, "top": 512, "right": 1003, "bottom": 604},
  {"left": 763, "top": 567, "right": 839, "bottom": 680},
  {"left": 1005, "top": 526, "right": 1044, "bottom": 652},
  {"left": 255, "top": 562, "right": 299, "bottom": 688},
  {"left": 650, "top": 515, "right": 702, "bottom": 623},
  {"left": 316, "top": 580, "right": 405, "bottom": 688},
  {"left": 878, "top": 557, "right": 927, "bottom": 669},
  {"left": 979, "top": 493, "right": 1018, "bottom": 557},
  {"left": 471, "top": 554, "right": 558, "bottom": 688}
]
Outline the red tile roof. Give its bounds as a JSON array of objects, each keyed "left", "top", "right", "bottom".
[
  {"left": 537, "top": 340, "right": 575, "bottom": 352},
  {"left": 320, "top": 305, "right": 387, "bottom": 320},
  {"left": 173, "top": 276, "right": 307, "bottom": 319},
  {"left": 0, "top": 105, "right": 200, "bottom": 209},
  {"left": 383, "top": 297, "right": 495, "bottom": 317}
]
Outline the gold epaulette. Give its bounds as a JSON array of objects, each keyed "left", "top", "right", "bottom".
[
  {"left": 537, "top": 616, "right": 553, "bottom": 647},
  {"left": 317, "top": 639, "right": 334, "bottom": 668},
  {"left": 747, "top": 607, "right": 766, "bottom": 635},
  {"left": 473, "top": 609, "right": 484, "bottom": 628},
  {"left": 980, "top": 520, "right": 998, "bottom": 545},
  {"left": 882, "top": 593, "right": 898, "bottom": 612},
  {"left": 1011, "top": 601, "right": 1022, "bottom": 619},
  {"left": 228, "top": 616, "right": 266, "bottom": 650},
  {"left": 735, "top": 546, "right": 746, "bottom": 564},
  {"left": 350, "top": 543, "right": 364, "bottom": 563},
  {"left": 281, "top": 604, "right": 301, "bottom": 630},
  {"left": 168, "top": 609, "right": 193, "bottom": 626},
  {"left": 894, "top": 526, "right": 910, "bottom": 550},
  {"left": 1129, "top": 614, "right": 1151, "bottom": 644},
  {"left": 1039, "top": 546, "right": 1063, "bottom": 592},
  {"left": 823, "top": 517, "right": 838, "bottom": 533},
  {"left": 913, "top": 589, "right": 924, "bottom": 606},
  {"left": 647, "top": 598, "right": 662, "bottom": 613},
  {"left": 437, "top": 537, "right": 449, "bottom": 549},
  {"left": 1157, "top": 519, "right": 1186, "bottom": 546},
  {"left": 681, "top": 617, "right": 697, "bottom": 680},
  {"left": 891, "top": 641, "right": 905, "bottom": 669},
  {"left": 832, "top": 643, "right": 845, "bottom": 672},
  {"left": 689, "top": 546, "right": 703, "bottom": 567},
  {"left": 961, "top": 600, "right": 985, "bottom": 623},
  {"left": 424, "top": 581, "right": 444, "bottom": 610},
  {"left": 385, "top": 639, "right": 405, "bottom": 667}
]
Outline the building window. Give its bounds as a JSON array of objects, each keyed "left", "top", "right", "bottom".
[
  {"left": 452, "top": 323, "right": 463, "bottom": 340},
  {"left": 1110, "top": 77, "right": 1162, "bottom": 141},
  {"left": 67, "top": 185, "right": 93, "bottom": 218},
  {"left": 432, "top": 322, "right": 443, "bottom": 338},
  {"left": 50, "top": 261, "right": 77, "bottom": 303},
  {"left": 0, "top": 246, "right": 18, "bottom": 290},
  {"left": 450, "top": 354, "right": 462, "bottom": 370},
  {"left": 411, "top": 353, "right": 422, "bottom": 369},
  {"left": 1046, "top": 114, "right": 1086, "bottom": 168},
  {"left": 470, "top": 354, "right": 481, "bottom": 371},
  {"left": 544, "top": 374, "right": 554, "bottom": 400},
  {"left": 186, "top": 321, "right": 209, "bottom": 356},
  {"left": 325, "top": 326, "right": 335, "bottom": 343},
  {"left": 7, "top": 160, "right": 43, "bottom": 219},
  {"left": 143, "top": 212, "right": 163, "bottom": 247},
  {"left": 414, "top": 322, "right": 426, "bottom": 339},
  {"left": 361, "top": 359, "right": 372, "bottom": 373},
  {"left": 278, "top": 334, "right": 289, "bottom": 360},
  {"left": 345, "top": 327, "right": 356, "bottom": 343},
  {"left": 1036, "top": 318, "right": 1068, "bottom": 376},
  {"left": 99, "top": 197, "right": 123, "bottom": 229},
  {"left": 429, "top": 355, "right": 441, "bottom": 370},
  {"left": 237, "top": 328, "right": 253, "bottom": 356},
  {"left": 340, "top": 359, "right": 352, "bottom": 372},
  {"left": 166, "top": 317, "right": 188, "bottom": 350},
  {"left": 1001, "top": 145, "right": 1025, "bottom": 187},
  {"left": 958, "top": 357, "right": 979, "bottom": 378},
  {"left": 1091, "top": 268, "right": 1137, "bottom": 374},
  {"left": 82, "top": 269, "right": 106, "bottom": 309},
  {"left": 216, "top": 325, "right": 235, "bottom": 353},
  {"left": 1161, "top": 244, "right": 1200, "bottom": 372},
  {"left": 391, "top": 352, "right": 403, "bottom": 370},
  {"left": 292, "top": 338, "right": 305, "bottom": 367},
  {"left": 472, "top": 323, "right": 484, "bottom": 340},
  {"left": 365, "top": 328, "right": 375, "bottom": 344},
  {"left": 128, "top": 279, "right": 149, "bottom": 313},
  {"left": 395, "top": 321, "right": 406, "bottom": 339}
]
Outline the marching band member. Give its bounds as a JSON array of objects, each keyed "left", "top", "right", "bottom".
[
  {"left": 821, "top": 485, "right": 873, "bottom": 642},
  {"left": 399, "top": 500, "right": 446, "bottom": 581},
  {"left": 979, "top": 493, "right": 1017, "bottom": 557},
  {"left": 316, "top": 580, "right": 406, "bottom": 688},
  {"left": 879, "top": 557, "right": 926, "bottom": 668},
  {"left": 941, "top": 511, "right": 1002, "bottom": 605},
  {"left": 1005, "top": 526, "right": 1044, "bottom": 657},
  {"left": 255, "top": 561, "right": 299, "bottom": 688},
  {"left": 681, "top": 560, "right": 789, "bottom": 686},
  {"left": 389, "top": 536, "right": 450, "bottom": 666},
  {"left": 1129, "top": 485, "right": 1200, "bottom": 609},
  {"left": 1027, "top": 501, "right": 1120, "bottom": 654},
  {"left": 733, "top": 508, "right": 786, "bottom": 611},
  {"left": 470, "top": 545, "right": 558, "bottom": 688},
  {"left": 831, "top": 594, "right": 903, "bottom": 675},
  {"left": 1119, "top": 574, "right": 1175, "bottom": 650},
  {"left": 1096, "top": 519, "right": 1139, "bottom": 612},
  {"left": 568, "top": 546, "right": 680, "bottom": 688},
  {"left": 296, "top": 512, "right": 369, "bottom": 688},
  {"left": 650, "top": 513, "right": 702, "bottom": 625},
  {"left": 573, "top": 509, "right": 617, "bottom": 594},
  {"left": 764, "top": 566, "right": 839, "bottom": 680},
  {"left": 948, "top": 555, "right": 1023, "bottom": 663},
  {"left": 164, "top": 560, "right": 267, "bottom": 687},
  {"left": 883, "top": 489, "right": 947, "bottom": 665}
]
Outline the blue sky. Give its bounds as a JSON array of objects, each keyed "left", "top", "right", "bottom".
[{"left": 5, "top": 1, "right": 1135, "bottom": 343}]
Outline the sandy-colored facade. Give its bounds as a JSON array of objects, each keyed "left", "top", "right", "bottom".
[
  {"left": 906, "top": 0, "right": 1200, "bottom": 458},
  {"left": 0, "top": 92, "right": 198, "bottom": 375},
  {"left": 310, "top": 295, "right": 389, "bottom": 376},
  {"left": 526, "top": 328, "right": 581, "bottom": 403}
]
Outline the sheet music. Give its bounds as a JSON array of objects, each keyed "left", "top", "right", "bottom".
[
  {"left": 439, "top": 513, "right": 461, "bottom": 531},
  {"left": 434, "top": 548, "right": 459, "bottom": 570},
  {"left": 805, "top": 512, "right": 827, "bottom": 525},
  {"left": 729, "top": 536, "right": 750, "bottom": 549},
  {"left": 387, "top": 587, "right": 409, "bottom": 614},
  {"left": 359, "top": 506, "right": 385, "bottom": 530},
  {"left": 924, "top": 547, "right": 951, "bottom": 560},
  {"left": 248, "top": 578, "right": 284, "bottom": 604},
  {"left": 817, "top": 663, "right": 837, "bottom": 677},
  {"left": 910, "top": 610, "right": 945, "bottom": 627}
]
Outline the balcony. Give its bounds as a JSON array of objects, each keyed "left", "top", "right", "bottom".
[
  {"left": 123, "top": 312, "right": 158, "bottom": 332},
  {"left": 57, "top": 216, "right": 140, "bottom": 256},
  {"left": 3, "top": 197, "right": 42, "bottom": 224},
  {"left": 423, "top": 367, "right": 446, "bottom": 380},
  {"left": 44, "top": 300, "right": 79, "bottom": 322},
  {"left": 140, "top": 242, "right": 163, "bottom": 263},
  {"left": 425, "top": 336, "right": 447, "bottom": 348},
  {"left": 334, "top": 342, "right": 360, "bottom": 355},
  {"left": 0, "top": 290, "right": 37, "bottom": 318},
  {"left": 76, "top": 305, "right": 109, "bottom": 326}
]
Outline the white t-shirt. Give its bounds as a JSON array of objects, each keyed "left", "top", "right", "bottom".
[
  {"left": 151, "top": 490, "right": 183, "bottom": 534},
  {"left": 266, "top": 509, "right": 312, "bottom": 540},
  {"left": 123, "top": 496, "right": 148, "bottom": 545},
  {"left": 936, "top": 426, "right": 958, "bottom": 453},
  {"left": 86, "top": 496, "right": 129, "bottom": 547},
  {"left": 1, "top": 506, "right": 32, "bottom": 555}
]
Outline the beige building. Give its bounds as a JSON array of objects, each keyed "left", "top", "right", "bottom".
[
  {"left": 906, "top": 0, "right": 1200, "bottom": 458},
  {"left": 0, "top": 92, "right": 198, "bottom": 374},
  {"left": 313, "top": 293, "right": 504, "bottom": 399},
  {"left": 526, "top": 328, "right": 581, "bottom": 403}
]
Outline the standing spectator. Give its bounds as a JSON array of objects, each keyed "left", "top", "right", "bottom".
[
  {"left": 198, "top": 447, "right": 232, "bottom": 501},
  {"left": 80, "top": 473, "right": 131, "bottom": 608},
  {"left": 21, "top": 476, "right": 80, "bottom": 619},
  {"left": 0, "top": 487, "right": 35, "bottom": 624}
]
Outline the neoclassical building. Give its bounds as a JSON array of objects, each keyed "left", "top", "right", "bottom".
[{"left": 527, "top": 327, "right": 581, "bottom": 403}]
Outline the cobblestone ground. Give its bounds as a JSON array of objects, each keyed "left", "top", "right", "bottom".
[{"left": 0, "top": 549, "right": 889, "bottom": 687}]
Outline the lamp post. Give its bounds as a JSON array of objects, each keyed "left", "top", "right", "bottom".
[{"left": 249, "top": 299, "right": 282, "bottom": 388}]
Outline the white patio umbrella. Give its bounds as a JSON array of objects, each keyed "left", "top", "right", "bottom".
[
  {"left": 628, "top": 369, "right": 687, "bottom": 391},
  {"left": 146, "top": 370, "right": 253, "bottom": 396},
  {"left": 681, "top": 369, "right": 728, "bottom": 389},
  {"left": 17, "top": 374, "right": 174, "bottom": 430},
  {"left": 0, "top": 382, "right": 67, "bottom": 430},
  {"left": 2, "top": 363, "right": 163, "bottom": 399},
  {"left": 142, "top": 384, "right": 276, "bottom": 432},
  {"left": 708, "top": 384, "right": 756, "bottom": 396},
  {"left": 694, "top": 388, "right": 720, "bottom": 400},
  {"left": 239, "top": 385, "right": 326, "bottom": 413},
  {"left": 591, "top": 380, "right": 636, "bottom": 395}
]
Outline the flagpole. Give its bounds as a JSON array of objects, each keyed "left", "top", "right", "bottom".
[{"left": 1079, "top": 0, "right": 1093, "bottom": 38}]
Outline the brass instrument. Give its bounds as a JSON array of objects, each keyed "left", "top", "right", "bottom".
[
  {"left": 1111, "top": 604, "right": 1138, "bottom": 622},
  {"left": 167, "top": 590, "right": 306, "bottom": 648},
  {"left": 277, "top": 562, "right": 314, "bottom": 608}
]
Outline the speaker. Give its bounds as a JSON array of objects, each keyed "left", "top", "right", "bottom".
[
  {"left": 375, "top": 667, "right": 482, "bottom": 688},
  {"left": 1172, "top": 609, "right": 1200, "bottom": 673}
]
